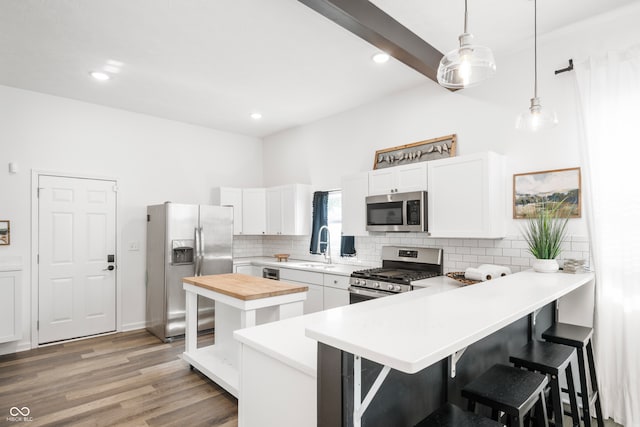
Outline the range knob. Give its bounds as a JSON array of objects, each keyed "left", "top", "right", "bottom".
[
  {"left": 372, "top": 282, "right": 380, "bottom": 289},
  {"left": 394, "top": 285, "right": 402, "bottom": 292},
  {"left": 357, "top": 279, "right": 365, "bottom": 286},
  {"left": 387, "top": 284, "right": 394, "bottom": 291}
]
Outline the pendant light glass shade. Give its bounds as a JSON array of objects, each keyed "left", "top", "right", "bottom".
[
  {"left": 515, "top": 97, "right": 558, "bottom": 131},
  {"left": 516, "top": 0, "right": 558, "bottom": 131},
  {"left": 437, "top": 33, "right": 496, "bottom": 88},
  {"left": 437, "top": 0, "right": 496, "bottom": 89}
]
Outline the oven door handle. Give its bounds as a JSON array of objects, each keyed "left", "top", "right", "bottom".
[{"left": 348, "top": 286, "right": 394, "bottom": 299}]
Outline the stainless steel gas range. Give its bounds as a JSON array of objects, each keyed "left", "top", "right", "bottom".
[{"left": 348, "top": 246, "right": 443, "bottom": 303}]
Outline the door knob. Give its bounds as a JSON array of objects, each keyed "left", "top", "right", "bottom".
[{"left": 103, "top": 265, "right": 115, "bottom": 271}]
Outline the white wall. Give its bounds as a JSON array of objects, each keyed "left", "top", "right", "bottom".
[
  {"left": 262, "top": 3, "right": 640, "bottom": 240},
  {"left": 0, "top": 85, "right": 263, "bottom": 354}
]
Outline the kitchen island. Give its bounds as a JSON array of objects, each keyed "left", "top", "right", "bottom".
[
  {"left": 306, "top": 270, "right": 595, "bottom": 426},
  {"left": 182, "top": 273, "right": 307, "bottom": 398}
]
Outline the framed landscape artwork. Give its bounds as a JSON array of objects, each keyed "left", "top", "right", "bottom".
[
  {"left": 0, "top": 220, "right": 9, "bottom": 245},
  {"left": 373, "top": 134, "right": 456, "bottom": 169},
  {"left": 513, "top": 167, "right": 581, "bottom": 219}
]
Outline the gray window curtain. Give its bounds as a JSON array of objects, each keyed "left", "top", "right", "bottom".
[{"left": 309, "top": 191, "right": 329, "bottom": 254}]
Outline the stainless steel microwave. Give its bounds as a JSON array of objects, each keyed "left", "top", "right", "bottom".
[{"left": 365, "top": 191, "right": 428, "bottom": 232}]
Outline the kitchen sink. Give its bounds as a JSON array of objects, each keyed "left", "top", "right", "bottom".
[{"left": 298, "top": 263, "right": 336, "bottom": 269}]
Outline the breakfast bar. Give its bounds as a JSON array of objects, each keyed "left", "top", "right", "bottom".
[
  {"left": 305, "top": 270, "right": 595, "bottom": 426},
  {"left": 182, "top": 273, "right": 307, "bottom": 397}
]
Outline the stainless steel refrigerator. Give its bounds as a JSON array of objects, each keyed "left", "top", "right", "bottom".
[{"left": 146, "top": 202, "right": 233, "bottom": 341}]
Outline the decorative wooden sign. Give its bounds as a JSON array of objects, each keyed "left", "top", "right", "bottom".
[{"left": 373, "top": 134, "right": 457, "bottom": 169}]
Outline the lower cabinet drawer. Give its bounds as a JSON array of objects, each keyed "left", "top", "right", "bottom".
[{"left": 323, "top": 274, "right": 350, "bottom": 290}]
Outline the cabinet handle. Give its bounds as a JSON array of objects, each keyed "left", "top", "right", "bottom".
[{"left": 334, "top": 280, "right": 338, "bottom": 284}]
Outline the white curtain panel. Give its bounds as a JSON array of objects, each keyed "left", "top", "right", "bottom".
[{"left": 575, "top": 45, "right": 640, "bottom": 426}]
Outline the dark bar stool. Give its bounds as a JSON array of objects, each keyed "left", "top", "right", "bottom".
[
  {"left": 462, "top": 364, "right": 549, "bottom": 427},
  {"left": 542, "top": 323, "right": 604, "bottom": 427},
  {"left": 414, "top": 402, "right": 503, "bottom": 427},
  {"left": 510, "top": 340, "right": 581, "bottom": 427}
]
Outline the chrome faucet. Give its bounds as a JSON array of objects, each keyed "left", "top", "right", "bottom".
[{"left": 317, "top": 225, "right": 332, "bottom": 264}]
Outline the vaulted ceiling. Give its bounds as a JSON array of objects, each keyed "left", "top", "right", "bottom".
[{"left": 0, "top": 0, "right": 635, "bottom": 137}]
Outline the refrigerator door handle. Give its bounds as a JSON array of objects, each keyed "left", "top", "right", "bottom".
[
  {"left": 199, "top": 226, "right": 205, "bottom": 275},
  {"left": 194, "top": 226, "right": 202, "bottom": 276}
]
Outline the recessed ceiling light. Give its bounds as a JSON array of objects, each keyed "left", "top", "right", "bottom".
[
  {"left": 372, "top": 52, "right": 390, "bottom": 64},
  {"left": 250, "top": 112, "right": 262, "bottom": 120},
  {"left": 90, "top": 71, "right": 110, "bottom": 81},
  {"left": 103, "top": 65, "right": 121, "bottom": 74}
]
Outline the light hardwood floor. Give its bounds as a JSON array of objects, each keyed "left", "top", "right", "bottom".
[{"left": 0, "top": 330, "right": 236, "bottom": 427}]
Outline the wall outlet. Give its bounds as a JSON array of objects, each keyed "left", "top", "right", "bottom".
[{"left": 128, "top": 241, "right": 140, "bottom": 251}]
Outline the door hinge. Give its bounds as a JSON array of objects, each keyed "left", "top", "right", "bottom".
[
  {"left": 112, "top": 185, "right": 119, "bottom": 192},
  {"left": 37, "top": 320, "right": 39, "bottom": 330},
  {"left": 37, "top": 254, "right": 39, "bottom": 264},
  {"left": 37, "top": 187, "right": 41, "bottom": 198}
]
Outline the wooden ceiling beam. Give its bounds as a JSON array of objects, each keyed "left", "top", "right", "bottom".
[{"left": 298, "top": 0, "right": 445, "bottom": 85}]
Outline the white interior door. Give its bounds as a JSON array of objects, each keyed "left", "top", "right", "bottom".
[{"left": 38, "top": 175, "right": 117, "bottom": 344}]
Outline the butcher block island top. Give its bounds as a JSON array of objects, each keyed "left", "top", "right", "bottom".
[{"left": 182, "top": 273, "right": 308, "bottom": 300}]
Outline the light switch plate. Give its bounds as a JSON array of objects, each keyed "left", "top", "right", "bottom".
[{"left": 128, "top": 241, "right": 140, "bottom": 251}]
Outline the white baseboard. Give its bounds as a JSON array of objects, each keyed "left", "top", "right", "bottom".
[
  {"left": 0, "top": 339, "right": 32, "bottom": 356},
  {"left": 121, "top": 321, "right": 147, "bottom": 332}
]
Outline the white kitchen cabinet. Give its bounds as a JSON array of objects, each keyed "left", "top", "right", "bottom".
[
  {"left": 323, "top": 274, "right": 350, "bottom": 309},
  {"left": 234, "top": 264, "right": 263, "bottom": 277},
  {"left": 427, "top": 151, "right": 506, "bottom": 238},
  {"left": 341, "top": 172, "right": 369, "bottom": 236},
  {"left": 280, "top": 268, "right": 324, "bottom": 314},
  {"left": 0, "top": 269, "right": 22, "bottom": 343},
  {"left": 368, "top": 162, "right": 427, "bottom": 195},
  {"left": 242, "top": 188, "right": 267, "bottom": 235},
  {"left": 266, "top": 184, "right": 311, "bottom": 236},
  {"left": 212, "top": 187, "right": 243, "bottom": 235}
]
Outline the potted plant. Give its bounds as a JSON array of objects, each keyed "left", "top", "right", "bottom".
[{"left": 521, "top": 202, "right": 570, "bottom": 273}]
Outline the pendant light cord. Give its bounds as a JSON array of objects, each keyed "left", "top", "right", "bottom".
[
  {"left": 534, "top": 0, "right": 538, "bottom": 98},
  {"left": 464, "top": 0, "right": 468, "bottom": 33}
]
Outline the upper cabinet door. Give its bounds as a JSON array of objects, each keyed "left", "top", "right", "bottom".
[
  {"left": 427, "top": 152, "right": 506, "bottom": 238},
  {"left": 368, "top": 163, "right": 427, "bottom": 195},
  {"left": 212, "top": 187, "right": 243, "bottom": 235},
  {"left": 242, "top": 188, "right": 267, "bottom": 235},
  {"left": 266, "top": 184, "right": 311, "bottom": 236},
  {"left": 266, "top": 187, "right": 283, "bottom": 235},
  {"left": 341, "top": 172, "right": 369, "bottom": 236}
]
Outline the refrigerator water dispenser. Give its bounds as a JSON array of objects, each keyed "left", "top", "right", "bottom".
[{"left": 172, "top": 239, "right": 194, "bottom": 265}]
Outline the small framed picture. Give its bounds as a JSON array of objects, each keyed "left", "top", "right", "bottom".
[
  {"left": 0, "top": 220, "right": 9, "bottom": 245},
  {"left": 513, "top": 167, "right": 581, "bottom": 219}
]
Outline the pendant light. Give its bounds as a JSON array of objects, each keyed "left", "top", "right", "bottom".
[
  {"left": 515, "top": 0, "right": 558, "bottom": 131},
  {"left": 437, "top": 0, "right": 496, "bottom": 89}
]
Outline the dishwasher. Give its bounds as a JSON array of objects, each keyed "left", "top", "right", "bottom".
[{"left": 262, "top": 267, "right": 280, "bottom": 280}]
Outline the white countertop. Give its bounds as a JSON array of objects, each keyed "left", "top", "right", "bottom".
[
  {"left": 233, "top": 275, "right": 462, "bottom": 377},
  {"left": 305, "top": 270, "right": 594, "bottom": 374},
  {"left": 234, "top": 256, "right": 374, "bottom": 276}
]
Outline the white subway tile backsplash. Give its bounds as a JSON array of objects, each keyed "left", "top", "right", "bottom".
[
  {"left": 495, "top": 240, "right": 512, "bottom": 249},
  {"left": 502, "top": 248, "right": 522, "bottom": 257},
  {"left": 469, "top": 248, "right": 486, "bottom": 256},
  {"left": 511, "top": 257, "right": 532, "bottom": 266},
  {"left": 493, "top": 256, "right": 511, "bottom": 264},
  {"left": 234, "top": 233, "right": 590, "bottom": 276},
  {"left": 486, "top": 248, "right": 503, "bottom": 256},
  {"left": 478, "top": 240, "right": 495, "bottom": 248},
  {"left": 463, "top": 239, "right": 479, "bottom": 247},
  {"left": 455, "top": 247, "right": 471, "bottom": 255}
]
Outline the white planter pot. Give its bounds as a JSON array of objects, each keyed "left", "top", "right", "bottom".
[{"left": 532, "top": 258, "right": 559, "bottom": 273}]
